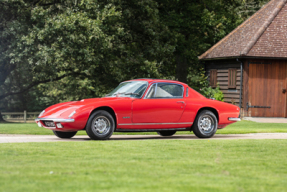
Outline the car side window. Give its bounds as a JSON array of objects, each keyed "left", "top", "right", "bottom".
[
  {"left": 152, "top": 83, "right": 183, "bottom": 98},
  {"left": 145, "top": 84, "right": 156, "bottom": 98}
]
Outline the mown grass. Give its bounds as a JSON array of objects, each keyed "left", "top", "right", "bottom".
[
  {"left": 0, "top": 140, "right": 287, "bottom": 192},
  {"left": 0, "top": 120, "right": 287, "bottom": 135},
  {"left": 217, "top": 120, "right": 287, "bottom": 134}
]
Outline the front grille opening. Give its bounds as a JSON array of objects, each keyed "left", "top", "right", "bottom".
[{"left": 43, "top": 121, "right": 55, "bottom": 127}]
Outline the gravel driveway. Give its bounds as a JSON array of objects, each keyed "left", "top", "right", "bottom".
[{"left": 0, "top": 133, "right": 287, "bottom": 143}]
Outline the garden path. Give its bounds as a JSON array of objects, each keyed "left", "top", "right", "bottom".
[{"left": 1, "top": 133, "right": 287, "bottom": 143}]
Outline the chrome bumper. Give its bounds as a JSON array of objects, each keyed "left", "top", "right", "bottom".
[
  {"left": 35, "top": 118, "right": 75, "bottom": 123},
  {"left": 228, "top": 117, "right": 241, "bottom": 121}
]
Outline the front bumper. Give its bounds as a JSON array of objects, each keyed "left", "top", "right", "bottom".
[
  {"left": 228, "top": 117, "right": 241, "bottom": 121},
  {"left": 35, "top": 118, "right": 75, "bottom": 123}
]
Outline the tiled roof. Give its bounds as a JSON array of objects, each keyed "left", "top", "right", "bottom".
[{"left": 199, "top": 0, "right": 287, "bottom": 60}]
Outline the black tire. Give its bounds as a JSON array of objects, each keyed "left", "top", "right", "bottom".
[
  {"left": 53, "top": 131, "right": 77, "bottom": 138},
  {"left": 193, "top": 110, "right": 218, "bottom": 138},
  {"left": 86, "top": 110, "right": 115, "bottom": 140},
  {"left": 157, "top": 130, "right": 177, "bottom": 136}
]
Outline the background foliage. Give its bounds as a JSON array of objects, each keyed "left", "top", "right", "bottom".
[{"left": 0, "top": 0, "right": 268, "bottom": 112}]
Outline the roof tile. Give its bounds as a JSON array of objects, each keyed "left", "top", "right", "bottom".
[
  {"left": 199, "top": 0, "right": 287, "bottom": 59},
  {"left": 248, "top": 2, "right": 287, "bottom": 57}
]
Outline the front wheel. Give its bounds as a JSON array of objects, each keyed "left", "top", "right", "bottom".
[
  {"left": 193, "top": 110, "right": 218, "bottom": 138},
  {"left": 157, "top": 130, "right": 176, "bottom": 136},
  {"left": 86, "top": 110, "right": 115, "bottom": 140},
  {"left": 53, "top": 131, "right": 77, "bottom": 139}
]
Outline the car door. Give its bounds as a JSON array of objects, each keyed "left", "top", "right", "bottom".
[{"left": 132, "top": 83, "right": 186, "bottom": 123}]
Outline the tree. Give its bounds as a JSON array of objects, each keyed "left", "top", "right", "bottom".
[
  {"left": 155, "top": 0, "right": 268, "bottom": 85},
  {"left": 0, "top": 0, "right": 269, "bottom": 115},
  {"left": 0, "top": 0, "right": 174, "bottom": 103}
]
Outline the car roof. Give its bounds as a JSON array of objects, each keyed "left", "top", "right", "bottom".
[{"left": 127, "top": 78, "right": 188, "bottom": 86}]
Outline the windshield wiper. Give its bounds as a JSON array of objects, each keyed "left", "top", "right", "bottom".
[
  {"left": 124, "top": 92, "right": 139, "bottom": 96},
  {"left": 113, "top": 92, "right": 125, "bottom": 95},
  {"left": 112, "top": 92, "right": 139, "bottom": 96},
  {"left": 112, "top": 92, "right": 126, "bottom": 96}
]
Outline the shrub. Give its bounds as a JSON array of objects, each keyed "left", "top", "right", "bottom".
[
  {"left": 187, "top": 68, "right": 224, "bottom": 102},
  {"left": 199, "top": 85, "right": 224, "bottom": 101}
]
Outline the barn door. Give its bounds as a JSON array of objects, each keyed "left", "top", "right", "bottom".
[{"left": 248, "top": 62, "right": 286, "bottom": 117}]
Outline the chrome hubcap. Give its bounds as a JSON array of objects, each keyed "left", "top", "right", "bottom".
[
  {"left": 92, "top": 116, "right": 111, "bottom": 135},
  {"left": 198, "top": 115, "right": 214, "bottom": 134}
]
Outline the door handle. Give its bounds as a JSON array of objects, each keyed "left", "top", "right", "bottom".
[
  {"left": 283, "top": 89, "right": 286, "bottom": 94},
  {"left": 177, "top": 101, "right": 185, "bottom": 109}
]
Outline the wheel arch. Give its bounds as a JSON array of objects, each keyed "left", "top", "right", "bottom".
[
  {"left": 195, "top": 107, "right": 219, "bottom": 123},
  {"left": 85, "top": 106, "right": 117, "bottom": 130}
]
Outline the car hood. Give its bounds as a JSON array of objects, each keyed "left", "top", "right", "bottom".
[
  {"left": 40, "top": 97, "right": 132, "bottom": 118},
  {"left": 68, "top": 97, "right": 127, "bottom": 105}
]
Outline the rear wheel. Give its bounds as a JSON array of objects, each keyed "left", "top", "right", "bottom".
[
  {"left": 157, "top": 130, "right": 176, "bottom": 136},
  {"left": 86, "top": 110, "right": 115, "bottom": 140},
  {"left": 53, "top": 131, "right": 77, "bottom": 139},
  {"left": 193, "top": 110, "right": 218, "bottom": 138}
]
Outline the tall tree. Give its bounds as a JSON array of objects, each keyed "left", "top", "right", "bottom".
[
  {"left": 0, "top": 0, "right": 269, "bottom": 115},
  {"left": 0, "top": 0, "right": 174, "bottom": 102},
  {"left": 156, "top": 0, "right": 268, "bottom": 84}
]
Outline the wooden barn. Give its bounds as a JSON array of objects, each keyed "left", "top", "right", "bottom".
[{"left": 199, "top": 0, "right": 287, "bottom": 118}]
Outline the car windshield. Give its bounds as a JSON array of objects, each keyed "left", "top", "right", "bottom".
[{"left": 106, "top": 81, "right": 148, "bottom": 98}]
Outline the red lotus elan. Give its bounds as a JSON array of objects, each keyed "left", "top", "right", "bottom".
[{"left": 35, "top": 79, "right": 240, "bottom": 140}]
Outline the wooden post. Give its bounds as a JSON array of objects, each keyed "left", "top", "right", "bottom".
[
  {"left": 0, "top": 111, "right": 4, "bottom": 122},
  {"left": 24, "top": 110, "right": 27, "bottom": 123}
]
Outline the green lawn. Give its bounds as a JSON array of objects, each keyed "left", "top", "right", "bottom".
[
  {"left": 1, "top": 140, "right": 287, "bottom": 192},
  {"left": 0, "top": 120, "right": 287, "bottom": 135},
  {"left": 217, "top": 120, "right": 287, "bottom": 134}
]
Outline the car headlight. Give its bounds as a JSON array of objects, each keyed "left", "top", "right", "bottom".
[
  {"left": 69, "top": 111, "right": 76, "bottom": 118},
  {"left": 38, "top": 110, "right": 45, "bottom": 117}
]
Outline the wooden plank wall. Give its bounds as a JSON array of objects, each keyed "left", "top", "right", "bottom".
[{"left": 205, "top": 60, "right": 241, "bottom": 106}]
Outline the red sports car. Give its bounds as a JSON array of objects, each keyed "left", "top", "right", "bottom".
[{"left": 35, "top": 79, "right": 240, "bottom": 140}]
